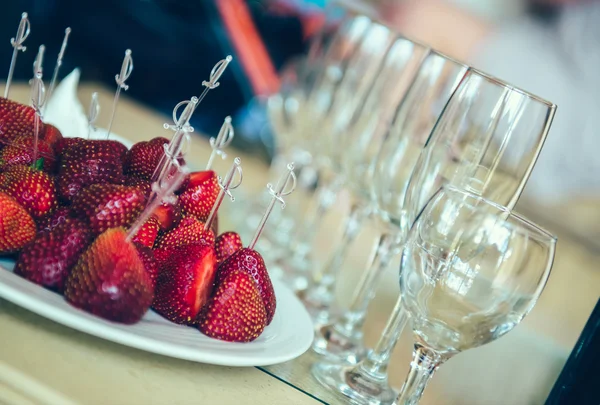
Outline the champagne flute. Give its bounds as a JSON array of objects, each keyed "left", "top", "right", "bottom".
[
  {"left": 392, "top": 186, "right": 556, "bottom": 404},
  {"left": 310, "top": 69, "right": 557, "bottom": 404}
]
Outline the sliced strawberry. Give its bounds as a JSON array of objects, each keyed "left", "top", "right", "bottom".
[
  {"left": 215, "top": 231, "right": 243, "bottom": 265},
  {"left": 0, "top": 192, "right": 36, "bottom": 254},
  {"left": 0, "top": 165, "right": 58, "bottom": 219},
  {"left": 152, "top": 201, "right": 182, "bottom": 231},
  {"left": 217, "top": 248, "right": 276, "bottom": 325},
  {"left": 152, "top": 243, "right": 217, "bottom": 325},
  {"left": 71, "top": 184, "right": 146, "bottom": 235},
  {"left": 132, "top": 216, "right": 160, "bottom": 248},
  {"left": 15, "top": 218, "right": 92, "bottom": 292},
  {"left": 198, "top": 269, "right": 267, "bottom": 342},
  {"left": 64, "top": 228, "right": 153, "bottom": 324},
  {"left": 178, "top": 170, "right": 219, "bottom": 222},
  {"left": 155, "top": 216, "right": 215, "bottom": 250}
]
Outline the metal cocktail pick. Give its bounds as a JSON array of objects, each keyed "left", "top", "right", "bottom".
[
  {"left": 249, "top": 163, "right": 297, "bottom": 250},
  {"left": 47, "top": 27, "right": 71, "bottom": 102},
  {"left": 4, "top": 12, "right": 30, "bottom": 99},
  {"left": 193, "top": 55, "right": 233, "bottom": 112},
  {"left": 106, "top": 49, "right": 133, "bottom": 138},
  {"left": 87, "top": 92, "right": 100, "bottom": 139},
  {"left": 127, "top": 157, "right": 189, "bottom": 242},
  {"left": 204, "top": 157, "right": 243, "bottom": 232},
  {"left": 30, "top": 75, "right": 46, "bottom": 166},
  {"left": 151, "top": 97, "right": 198, "bottom": 183},
  {"left": 206, "top": 116, "right": 234, "bottom": 170}
]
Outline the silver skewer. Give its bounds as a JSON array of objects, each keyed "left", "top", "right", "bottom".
[
  {"left": 87, "top": 92, "right": 100, "bottom": 139},
  {"left": 46, "top": 27, "right": 71, "bottom": 102},
  {"left": 206, "top": 116, "right": 234, "bottom": 170},
  {"left": 106, "top": 49, "right": 133, "bottom": 138},
  {"left": 4, "top": 13, "right": 30, "bottom": 99},
  {"left": 204, "top": 157, "right": 243, "bottom": 232}
]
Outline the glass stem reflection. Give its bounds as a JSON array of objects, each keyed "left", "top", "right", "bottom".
[{"left": 395, "top": 344, "right": 443, "bottom": 405}]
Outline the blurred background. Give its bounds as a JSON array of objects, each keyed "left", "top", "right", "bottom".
[{"left": 0, "top": 0, "right": 598, "bottom": 245}]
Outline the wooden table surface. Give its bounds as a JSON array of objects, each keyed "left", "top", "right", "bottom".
[{"left": 1, "top": 82, "right": 599, "bottom": 405}]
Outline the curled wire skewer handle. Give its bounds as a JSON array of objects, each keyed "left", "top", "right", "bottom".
[
  {"left": 204, "top": 157, "right": 243, "bottom": 232},
  {"left": 106, "top": 49, "right": 133, "bottom": 138},
  {"left": 202, "top": 55, "right": 232, "bottom": 90},
  {"left": 206, "top": 116, "right": 234, "bottom": 170},
  {"left": 4, "top": 13, "right": 30, "bottom": 98}
]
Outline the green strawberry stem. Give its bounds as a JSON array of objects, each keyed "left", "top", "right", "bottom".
[{"left": 33, "top": 157, "right": 44, "bottom": 171}]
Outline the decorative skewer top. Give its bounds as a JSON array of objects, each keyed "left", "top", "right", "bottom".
[
  {"left": 206, "top": 116, "right": 234, "bottom": 170},
  {"left": 57, "top": 28, "right": 71, "bottom": 66},
  {"left": 33, "top": 45, "right": 45, "bottom": 78},
  {"left": 204, "top": 157, "right": 243, "bottom": 231},
  {"left": 30, "top": 76, "right": 45, "bottom": 115},
  {"left": 202, "top": 55, "right": 233, "bottom": 90},
  {"left": 115, "top": 49, "right": 133, "bottom": 90},
  {"left": 11, "top": 13, "right": 30, "bottom": 52},
  {"left": 164, "top": 97, "right": 198, "bottom": 133}
]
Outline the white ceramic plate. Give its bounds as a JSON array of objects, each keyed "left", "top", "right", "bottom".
[{"left": 0, "top": 259, "right": 314, "bottom": 367}]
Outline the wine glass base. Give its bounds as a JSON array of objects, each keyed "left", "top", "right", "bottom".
[
  {"left": 312, "top": 323, "right": 367, "bottom": 365},
  {"left": 311, "top": 362, "right": 397, "bottom": 405}
]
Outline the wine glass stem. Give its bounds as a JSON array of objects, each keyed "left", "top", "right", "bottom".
[
  {"left": 395, "top": 345, "right": 443, "bottom": 405},
  {"left": 359, "top": 294, "right": 410, "bottom": 379},
  {"left": 335, "top": 232, "right": 397, "bottom": 336}
]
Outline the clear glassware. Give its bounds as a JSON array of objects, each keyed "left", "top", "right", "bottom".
[
  {"left": 310, "top": 69, "right": 557, "bottom": 404},
  {"left": 311, "top": 51, "right": 469, "bottom": 363}
]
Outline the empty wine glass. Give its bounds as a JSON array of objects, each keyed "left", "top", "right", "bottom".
[
  {"left": 310, "top": 69, "right": 557, "bottom": 404},
  {"left": 392, "top": 186, "right": 556, "bottom": 404}
]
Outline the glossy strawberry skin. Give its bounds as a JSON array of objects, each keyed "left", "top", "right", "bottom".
[
  {"left": 41, "top": 124, "right": 63, "bottom": 148},
  {"left": 57, "top": 140, "right": 125, "bottom": 202},
  {"left": 217, "top": 248, "right": 276, "bottom": 325},
  {"left": 0, "top": 135, "right": 57, "bottom": 173},
  {"left": 71, "top": 184, "right": 146, "bottom": 235},
  {"left": 15, "top": 219, "right": 92, "bottom": 292},
  {"left": 64, "top": 228, "right": 153, "bottom": 324},
  {"left": 0, "top": 192, "right": 36, "bottom": 254},
  {"left": 132, "top": 216, "right": 160, "bottom": 248},
  {"left": 38, "top": 206, "right": 73, "bottom": 233},
  {"left": 155, "top": 216, "right": 215, "bottom": 250},
  {"left": 53, "top": 137, "right": 84, "bottom": 157},
  {"left": 178, "top": 171, "right": 219, "bottom": 222},
  {"left": 124, "top": 137, "right": 168, "bottom": 180},
  {"left": 0, "top": 165, "right": 58, "bottom": 219},
  {"left": 152, "top": 243, "right": 217, "bottom": 325},
  {"left": 0, "top": 98, "right": 38, "bottom": 143},
  {"left": 215, "top": 231, "right": 243, "bottom": 265},
  {"left": 134, "top": 242, "right": 158, "bottom": 290},
  {"left": 124, "top": 176, "right": 151, "bottom": 199},
  {"left": 198, "top": 269, "right": 267, "bottom": 342}
]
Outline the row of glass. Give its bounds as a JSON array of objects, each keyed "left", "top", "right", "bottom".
[{"left": 232, "top": 4, "right": 557, "bottom": 405}]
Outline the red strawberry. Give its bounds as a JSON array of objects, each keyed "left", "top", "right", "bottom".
[
  {"left": 0, "top": 135, "right": 57, "bottom": 172},
  {"left": 41, "top": 124, "right": 63, "bottom": 148},
  {"left": 105, "top": 140, "right": 129, "bottom": 164},
  {"left": 152, "top": 243, "right": 217, "bottom": 325},
  {"left": 0, "top": 98, "right": 38, "bottom": 143},
  {"left": 132, "top": 216, "right": 160, "bottom": 248},
  {"left": 124, "top": 176, "right": 151, "bottom": 198},
  {"left": 198, "top": 269, "right": 267, "bottom": 342},
  {"left": 152, "top": 201, "right": 182, "bottom": 231},
  {"left": 0, "top": 192, "right": 36, "bottom": 254},
  {"left": 57, "top": 140, "right": 125, "bottom": 202},
  {"left": 64, "top": 227, "right": 153, "bottom": 324},
  {"left": 134, "top": 242, "right": 158, "bottom": 289},
  {"left": 155, "top": 216, "right": 215, "bottom": 250},
  {"left": 15, "top": 218, "right": 92, "bottom": 292},
  {"left": 215, "top": 231, "right": 243, "bottom": 265},
  {"left": 71, "top": 184, "right": 146, "bottom": 235},
  {"left": 217, "top": 248, "right": 276, "bottom": 325},
  {"left": 53, "top": 137, "right": 83, "bottom": 157},
  {"left": 38, "top": 206, "right": 73, "bottom": 233},
  {"left": 124, "top": 137, "right": 168, "bottom": 180},
  {"left": 179, "top": 170, "right": 219, "bottom": 222},
  {"left": 0, "top": 165, "right": 58, "bottom": 219}
]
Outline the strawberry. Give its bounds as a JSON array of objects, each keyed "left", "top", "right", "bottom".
[
  {"left": 152, "top": 201, "right": 182, "bottom": 231},
  {"left": 124, "top": 176, "right": 151, "bottom": 198},
  {"left": 198, "top": 269, "right": 267, "bottom": 342},
  {"left": 0, "top": 165, "right": 58, "bottom": 219},
  {"left": 178, "top": 170, "right": 219, "bottom": 222},
  {"left": 0, "top": 98, "right": 37, "bottom": 143},
  {"left": 134, "top": 242, "right": 158, "bottom": 289},
  {"left": 124, "top": 137, "right": 168, "bottom": 180},
  {"left": 41, "top": 124, "right": 63, "bottom": 148},
  {"left": 0, "top": 135, "right": 57, "bottom": 172},
  {"left": 57, "top": 140, "right": 125, "bottom": 202},
  {"left": 105, "top": 140, "right": 129, "bottom": 164},
  {"left": 0, "top": 192, "right": 36, "bottom": 254},
  {"left": 132, "top": 216, "right": 160, "bottom": 248},
  {"left": 71, "top": 184, "right": 146, "bottom": 235},
  {"left": 38, "top": 206, "right": 73, "bottom": 233},
  {"left": 155, "top": 216, "right": 215, "bottom": 250},
  {"left": 217, "top": 248, "right": 276, "bottom": 325},
  {"left": 15, "top": 218, "right": 92, "bottom": 292},
  {"left": 53, "top": 137, "right": 84, "bottom": 157},
  {"left": 215, "top": 231, "right": 243, "bottom": 265},
  {"left": 152, "top": 243, "right": 217, "bottom": 325},
  {"left": 64, "top": 228, "right": 153, "bottom": 324}
]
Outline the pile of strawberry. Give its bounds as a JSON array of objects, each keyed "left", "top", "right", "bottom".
[{"left": 0, "top": 97, "right": 275, "bottom": 343}]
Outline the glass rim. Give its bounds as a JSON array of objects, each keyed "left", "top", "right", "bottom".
[
  {"left": 440, "top": 185, "right": 558, "bottom": 243},
  {"left": 468, "top": 68, "right": 557, "bottom": 109}
]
